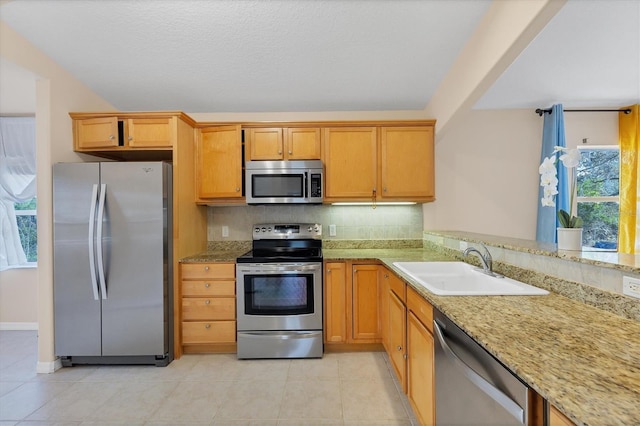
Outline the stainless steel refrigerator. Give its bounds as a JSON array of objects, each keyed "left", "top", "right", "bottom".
[{"left": 53, "top": 162, "right": 173, "bottom": 366}]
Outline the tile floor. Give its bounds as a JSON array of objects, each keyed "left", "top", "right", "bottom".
[{"left": 0, "top": 331, "right": 418, "bottom": 425}]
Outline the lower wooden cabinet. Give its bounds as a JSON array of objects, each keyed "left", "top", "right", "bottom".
[
  {"left": 406, "top": 286, "right": 435, "bottom": 426},
  {"left": 179, "top": 262, "right": 236, "bottom": 353},
  {"left": 323, "top": 261, "right": 381, "bottom": 347},
  {"left": 380, "top": 267, "right": 408, "bottom": 392},
  {"left": 549, "top": 405, "right": 575, "bottom": 426}
]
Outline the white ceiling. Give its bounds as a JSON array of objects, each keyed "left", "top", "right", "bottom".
[{"left": 1, "top": 0, "right": 638, "bottom": 115}]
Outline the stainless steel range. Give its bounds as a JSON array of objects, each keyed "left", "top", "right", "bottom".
[{"left": 236, "top": 223, "right": 323, "bottom": 359}]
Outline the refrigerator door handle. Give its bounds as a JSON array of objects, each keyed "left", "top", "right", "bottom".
[
  {"left": 96, "top": 183, "right": 108, "bottom": 299},
  {"left": 87, "top": 184, "right": 100, "bottom": 301}
]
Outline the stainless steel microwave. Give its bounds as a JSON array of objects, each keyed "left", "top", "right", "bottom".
[{"left": 245, "top": 160, "right": 323, "bottom": 204}]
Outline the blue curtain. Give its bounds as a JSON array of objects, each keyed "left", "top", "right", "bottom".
[{"left": 536, "top": 104, "right": 568, "bottom": 243}]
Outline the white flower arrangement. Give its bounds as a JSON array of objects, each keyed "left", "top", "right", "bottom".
[{"left": 539, "top": 146, "right": 583, "bottom": 228}]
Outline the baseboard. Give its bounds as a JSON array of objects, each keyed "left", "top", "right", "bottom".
[
  {"left": 37, "top": 358, "right": 62, "bottom": 374},
  {"left": 0, "top": 322, "right": 38, "bottom": 330}
]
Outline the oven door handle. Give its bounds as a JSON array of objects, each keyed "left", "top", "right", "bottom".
[
  {"left": 240, "top": 264, "right": 321, "bottom": 273},
  {"left": 242, "top": 331, "right": 319, "bottom": 340}
]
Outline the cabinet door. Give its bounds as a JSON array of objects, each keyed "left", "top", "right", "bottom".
[
  {"left": 323, "top": 127, "right": 377, "bottom": 200},
  {"left": 324, "top": 262, "right": 347, "bottom": 343},
  {"left": 127, "top": 117, "right": 173, "bottom": 148},
  {"left": 352, "top": 264, "right": 380, "bottom": 341},
  {"left": 389, "top": 290, "right": 407, "bottom": 392},
  {"left": 379, "top": 268, "right": 391, "bottom": 352},
  {"left": 550, "top": 406, "right": 575, "bottom": 426},
  {"left": 196, "top": 126, "right": 243, "bottom": 199},
  {"left": 286, "top": 128, "right": 321, "bottom": 159},
  {"left": 380, "top": 126, "right": 434, "bottom": 200},
  {"left": 407, "top": 310, "right": 435, "bottom": 426},
  {"left": 75, "top": 117, "right": 119, "bottom": 149},
  {"left": 247, "top": 128, "right": 283, "bottom": 160}
]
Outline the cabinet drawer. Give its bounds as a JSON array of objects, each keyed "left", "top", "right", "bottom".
[
  {"left": 182, "top": 297, "right": 236, "bottom": 321},
  {"left": 181, "top": 263, "right": 235, "bottom": 280},
  {"left": 182, "top": 321, "right": 236, "bottom": 344},
  {"left": 182, "top": 280, "right": 235, "bottom": 297},
  {"left": 389, "top": 272, "right": 406, "bottom": 302},
  {"left": 407, "top": 286, "right": 433, "bottom": 333}
]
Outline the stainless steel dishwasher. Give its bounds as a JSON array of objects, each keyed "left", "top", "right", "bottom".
[{"left": 433, "top": 309, "right": 530, "bottom": 425}]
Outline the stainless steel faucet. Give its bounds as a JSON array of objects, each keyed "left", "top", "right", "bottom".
[{"left": 463, "top": 243, "right": 502, "bottom": 277}]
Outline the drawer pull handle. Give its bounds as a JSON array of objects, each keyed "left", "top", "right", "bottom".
[
  {"left": 396, "top": 345, "right": 402, "bottom": 351},
  {"left": 205, "top": 300, "right": 211, "bottom": 305},
  {"left": 204, "top": 266, "right": 209, "bottom": 271},
  {"left": 205, "top": 324, "right": 211, "bottom": 329},
  {"left": 205, "top": 283, "right": 210, "bottom": 288}
]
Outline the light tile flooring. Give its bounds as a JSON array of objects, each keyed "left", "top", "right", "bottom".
[{"left": 0, "top": 331, "right": 418, "bottom": 425}]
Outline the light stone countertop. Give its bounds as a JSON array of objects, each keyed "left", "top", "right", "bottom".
[{"left": 324, "top": 248, "right": 640, "bottom": 426}]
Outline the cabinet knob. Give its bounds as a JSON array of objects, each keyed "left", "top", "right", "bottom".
[
  {"left": 288, "top": 150, "right": 292, "bottom": 155},
  {"left": 205, "top": 283, "right": 210, "bottom": 288},
  {"left": 396, "top": 345, "right": 402, "bottom": 351},
  {"left": 204, "top": 266, "right": 209, "bottom": 271},
  {"left": 205, "top": 299, "right": 211, "bottom": 305},
  {"left": 236, "top": 187, "right": 240, "bottom": 192},
  {"left": 403, "top": 354, "right": 408, "bottom": 360},
  {"left": 278, "top": 150, "right": 282, "bottom": 155},
  {"left": 384, "top": 274, "right": 389, "bottom": 278},
  {"left": 109, "top": 135, "right": 115, "bottom": 140},
  {"left": 383, "top": 187, "right": 387, "bottom": 192},
  {"left": 128, "top": 136, "right": 133, "bottom": 141},
  {"left": 205, "top": 324, "right": 211, "bottom": 329}
]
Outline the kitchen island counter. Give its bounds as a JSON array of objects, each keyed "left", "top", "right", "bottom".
[{"left": 324, "top": 248, "right": 640, "bottom": 426}]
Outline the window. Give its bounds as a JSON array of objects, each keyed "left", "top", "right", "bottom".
[
  {"left": 14, "top": 198, "right": 37, "bottom": 263},
  {"left": 0, "top": 116, "right": 36, "bottom": 270},
  {"left": 576, "top": 146, "right": 619, "bottom": 250}
]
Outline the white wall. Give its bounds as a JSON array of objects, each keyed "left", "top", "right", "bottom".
[
  {"left": 423, "top": 108, "right": 619, "bottom": 239},
  {"left": 0, "top": 21, "right": 114, "bottom": 370},
  {"left": 0, "top": 268, "right": 37, "bottom": 328}
]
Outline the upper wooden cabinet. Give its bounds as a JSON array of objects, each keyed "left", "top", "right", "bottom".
[
  {"left": 323, "top": 127, "right": 378, "bottom": 200},
  {"left": 246, "top": 127, "right": 321, "bottom": 160},
  {"left": 70, "top": 112, "right": 188, "bottom": 157},
  {"left": 323, "top": 124, "right": 435, "bottom": 203},
  {"left": 196, "top": 125, "right": 244, "bottom": 203},
  {"left": 380, "top": 126, "right": 434, "bottom": 200},
  {"left": 74, "top": 116, "right": 120, "bottom": 149}
]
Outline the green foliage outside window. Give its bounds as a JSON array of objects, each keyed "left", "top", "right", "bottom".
[
  {"left": 576, "top": 150, "right": 619, "bottom": 249},
  {"left": 15, "top": 198, "right": 37, "bottom": 262}
]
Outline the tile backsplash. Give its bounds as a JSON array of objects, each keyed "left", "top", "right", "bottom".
[{"left": 207, "top": 204, "right": 423, "bottom": 241}]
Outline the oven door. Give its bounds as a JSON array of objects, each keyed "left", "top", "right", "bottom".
[{"left": 236, "top": 262, "right": 322, "bottom": 331}]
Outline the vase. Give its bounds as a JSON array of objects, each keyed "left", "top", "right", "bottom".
[{"left": 557, "top": 227, "right": 583, "bottom": 251}]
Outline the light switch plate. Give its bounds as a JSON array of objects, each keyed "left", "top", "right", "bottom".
[
  {"left": 329, "top": 224, "right": 337, "bottom": 237},
  {"left": 623, "top": 276, "right": 640, "bottom": 299},
  {"left": 459, "top": 241, "right": 468, "bottom": 251},
  {"left": 222, "top": 225, "right": 229, "bottom": 238}
]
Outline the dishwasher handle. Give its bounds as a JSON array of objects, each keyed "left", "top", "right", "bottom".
[{"left": 433, "top": 319, "right": 525, "bottom": 424}]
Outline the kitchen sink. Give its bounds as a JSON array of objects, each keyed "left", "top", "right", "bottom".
[{"left": 392, "top": 262, "right": 549, "bottom": 296}]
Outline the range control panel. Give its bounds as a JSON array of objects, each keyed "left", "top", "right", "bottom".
[{"left": 252, "top": 223, "right": 322, "bottom": 240}]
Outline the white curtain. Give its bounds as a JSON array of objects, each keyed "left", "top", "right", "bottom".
[{"left": 0, "top": 116, "right": 36, "bottom": 271}]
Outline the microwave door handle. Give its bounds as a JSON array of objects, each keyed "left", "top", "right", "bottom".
[{"left": 304, "top": 172, "right": 308, "bottom": 198}]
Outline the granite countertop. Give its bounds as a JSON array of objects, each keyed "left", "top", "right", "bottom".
[
  {"left": 324, "top": 248, "right": 640, "bottom": 426},
  {"left": 181, "top": 249, "right": 248, "bottom": 263}
]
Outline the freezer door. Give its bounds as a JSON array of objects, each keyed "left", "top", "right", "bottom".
[
  {"left": 99, "top": 162, "right": 170, "bottom": 356},
  {"left": 53, "top": 163, "right": 102, "bottom": 356}
]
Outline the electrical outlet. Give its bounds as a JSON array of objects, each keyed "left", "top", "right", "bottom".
[
  {"left": 459, "top": 241, "right": 468, "bottom": 251},
  {"left": 623, "top": 276, "right": 640, "bottom": 299},
  {"left": 329, "top": 224, "right": 337, "bottom": 237},
  {"left": 222, "top": 225, "right": 229, "bottom": 238}
]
